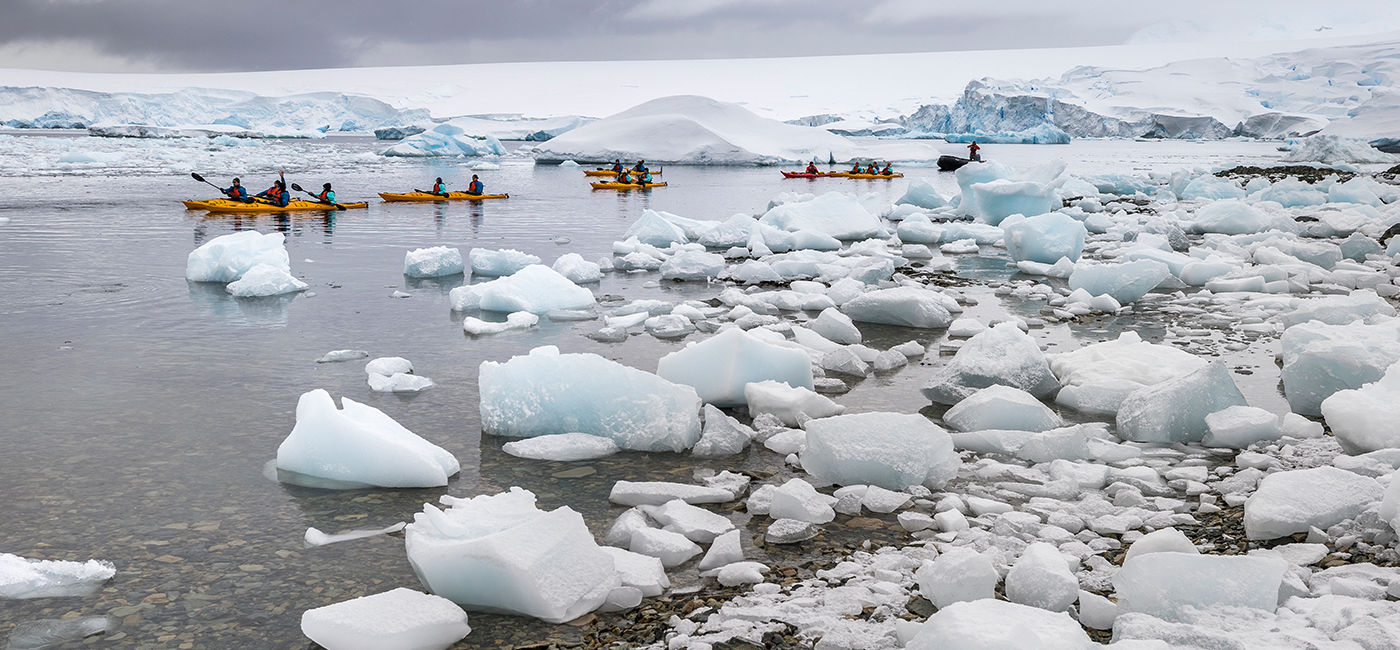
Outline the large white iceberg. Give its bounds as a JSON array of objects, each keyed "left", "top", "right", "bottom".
[
  {"left": 801, "top": 412, "right": 960, "bottom": 490},
  {"left": 404, "top": 488, "right": 619, "bottom": 623},
  {"left": 449, "top": 265, "right": 594, "bottom": 314},
  {"left": 922, "top": 322, "right": 1059, "bottom": 405},
  {"left": 1115, "top": 362, "right": 1246, "bottom": 444},
  {"left": 1280, "top": 318, "right": 1400, "bottom": 416},
  {"left": 1049, "top": 332, "right": 1206, "bottom": 416},
  {"left": 186, "top": 230, "right": 289, "bottom": 283},
  {"left": 1281, "top": 134, "right": 1399, "bottom": 165},
  {"left": 480, "top": 346, "right": 701, "bottom": 452},
  {"left": 1001, "top": 212, "right": 1086, "bottom": 264},
  {"left": 1067, "top": 260, "right": 1170, "bottom": 304},
  {"left": 300, "top": 588, "right": 471, "bottom": 650},
  {"left": 276, "top": 390, "right": 460, "bottom": 488},
  {"left": 1322, "top": 362, "right": 1400, "bottom": 453},
  {"left": 758, "top": 192, "right": 885, "bottom": 240},
  {"left": 382, "top": 123, "right": 506, "bottom": 157},
  {"left": 656, "top": 328, "right": 813, "bottom": 406}
]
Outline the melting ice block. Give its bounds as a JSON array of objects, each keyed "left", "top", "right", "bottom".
[
  {"left": 467, "top": 248, "right": 541, "bottom": 277},
  {"left": 801, "top": 412, "right": 960, "bottom": 490},
  {"left": 1189, "top": 199, "right": 1276, "bottom": 235},
  {"left": 501, "top": 433, "right": 620, "bottom": 461},
  {"left": 768, "top": 478, "right": 837, "bottom": 524},
  {"left": 599, "top": 547, "right": 669, "bottom": 597},
  {"left": 404, "top": 488, "right": 619, "bottom": 623},
  {"left": 624, "top": 210, "right": 690, "bottom": 247},
  {"left": 551, "top": 253, "right": 602, "bottom": 284},
  {"left": 906, "top": 599, "right": 1092, "bottom": 650},
  {"left": 1202, "top": 406, "right": 1282, "bottom": 449},
  {"left": 922, "top": 322, "right": 1059, "bottom": 405},
  {"left": 1001, "top": 212, "right": 1086, "bottom": 264},
  {"left": 642, "top": 499, "right": 734, "bottom": 543},
  {"left": 1280, "top": 318, "right": 1400, "bottom": 416},
  {"left": 758, "top": 192, "right": 884, "bottom": 240},
  {"left": 609, "top": 481, "right": 735, "bottom": 506},
  {"left": 659, "top": 249, "right": 725, "bottom": 280},
  {"left": 628, "top": 528, "right": 701, "bottom": 568},
  {"left": 1068, "top": 259, "right": 1170, "bottom": 305},
  {"left": 1115, "top": 362, "right": 1246, "bottom": 444},
  {"left": 840, "top": 286, "right": 955, "bottom": 329},
  {"left": 226, "top": 262, "right": 307, "bottom": 297},
  {"left": 1322, "top": 362, "right": 1400, "bottom": 453},
  {"left": 403, "top": 246, "right": 465, "bottom": 278},
  {"left": 480, "top": 346, "right": 701, "bottom": 452},
  {"left": 449, "top": 265, "right": 595, "bottom": 314},
  {"left": 1243, "top": 466, "right": 1382, "bottom": 540},
  {"left": 1005, "top": 543, "right": 1078, "bottom": 612},
  {"left": 300, "top": 588, "right": 470, "bottom": 650},
  {"left": 691, "top": 404, "right": 754, "bottom": 456},
  {"left": 917, "top": 548, "right": 997, "bottom": 608},
  {"left": 744, "top": 380, "right": 844, "bottom": 427},
  {"left": 896, "top": 178, "right": 948, "bottom": 210},
  {"left": 1048, "top": 332, "right": 1206, "bottom": 416},
  {"left": 276, "top": 390, "right": 459, "bottom": 488},
  {"left": 185, "top": 230, "right": 289, "bottom": 282},
  {"left": 943, "top": 385, "right": 1063, "bottom": 432},
  {"left": 1113, "top": 553, "right": 1287, "bottom": 621},
  {"left": 966, "top": 179, "right": 1059, "bottom": 226},
  {"left": 657, "top": 328, "right": 813, "bottom": 406},
  {"left": 0, "top": 553, "right": 115, "bottom": 599}
]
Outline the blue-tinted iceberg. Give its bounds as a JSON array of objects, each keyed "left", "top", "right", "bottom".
[
  {"left": 656, "top": 328, "right": 813, "bottom": 406},
  {"left": 1001, "top": 212, "right": 1086, "bottom": 264},
  {"left": 801, "top": 412, "right": 960, "bottom": 490},
  {"left": 922, "top": 322, "right": 1059, "bottom": 405},
  {"left": 449, "top": 265, "right": 594, "bottom": 314},
  {"left": 382, "top": 123, "right": 506, "bottom": 157},
  {"left": 186, "top": 230, "right": 289, "bottom": 283},
  {"left": 276, "top": 390, "right": 460, "bottom": 488},
  {"left": 1068, "top": 260, "right": 1170, "bottom": 304}
]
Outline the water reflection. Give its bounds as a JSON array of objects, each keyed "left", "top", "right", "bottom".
[
  {"left": 186, "top": 280, "right": 295, "bottom": 326},
  {"left": 403, "top": 273, "right": 464, "bottom": 295}
]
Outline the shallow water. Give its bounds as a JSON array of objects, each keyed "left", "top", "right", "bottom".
[{"left": 0, "top": 136, "right": 1290, "bottom": 647}]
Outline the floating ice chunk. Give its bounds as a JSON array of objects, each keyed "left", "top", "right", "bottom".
[
  {"left": 551, "top": 253, "right": 602, "bottom": 284},
  {"left": 1202, "top": 406, "right": 1282, "bottom": 449},
  {"left": 1113, "top": 553, "right": 1287, "bottom": 621},
  {"left": 717, "top": 562, "right": 770, "bottom": 586},
  {"left": 317, "top": 349, "right": 368, "bottom": 363},
  {"left": 405, "top": 488, "right": 618, "bottom": 623},
  {"left": 629, "top": 527, "right": 702, "bottom": 568},
  {"left": 186, "top": 230, "right": 289, "bottom": 282},
  {"left": 450, "top": 265, "right": 595, "bottom": 314},
  {"left": 1002, "top": 212, "right": 1086, "bottom": 264},
  {"left": 659, "top": 250, "right": 724, "bottom": 280},
  {"left": 1243, "top": 466, "right": 1382, "bottom": 540},
  {"left": 365, "top": 357, "right": 433, "bottom": 393},
  {"left": 691, "top": 404, "right": 753, "bottom": 456},
  {"left": 599, "top": 547, "right": 669, "bottom": 597},
  {"left": 480, "top": 347, "right": 701, "bottom": 452},
  {"left": 765, "top": 518, "right": 819, "bottom": 544},
  {"left": 1179, "top": 175, "right": 1246, "bottom": 200},
  {"left": 840, "top": 286, "right": 954, "bottom": 328},
  {"left": 940, "top": 239, "right": 979, "bottom": 254},
  {"left": 967, "top": 179, "right": 1059, "bottom": 226},
  {"left": 1322, "top": 363, "right": 1400, "bottom": 453},
  {"left": 624, "top": 210, "right": 690, "bottom": 247},
  {"left": 768, "top": 478, "right": 837, "bottom": 524},
  {"left": 744, "top": 380, "right": 844, "bottom": 427},
  {"left": 226, "top": 262, "right": 307, "bottom": 297},
  {"left": 1005, "top": 543, "right": 1078, "bottom": 612},
  {"left": 1049, "top": 332, "right": 1205, "bottom": 416},
  {"left": 809, "top": 307, "right": 862, "bottom": 345},
  {"left": 1116, "top": 362, "right": 1246, "bottom": 444},
  {"left": 610, "top": 481, "right": 735, "bottom": 506},
  {"left": 0, "top": 553, "right": 115, "bottom": 598},
  {"left": 1279, "top": 290, "right": 1395, "bottom": 327},
  {"left": 5, "top": 616, "right": 110, "bottom": 648},
  {"left": 922, "top": 322, "right": 1059, "bottom": 405},
  {"left": 404, "top": 246, "right": 465, "bottom": 278},
  {"left": 276, "top": 390, "right": 459, "bottom": 488},
  {"left": 304, "top": 522, "right": 406, "bottom": 548},
  {"left": 1068, "top": 260, "right": 1169, "bottom": 305},
  {"left": 906, "top": 599, "right": 1091, "bottom": 650},
  {"left": 300, "top": 588, "right": 470, "bottom": 650},
  {"left": 501, "top": 433, "right": 620, "bottom": 461},
  {"left": 1077, "top": 591, "right": 1117, "bottom": 631},
  {"left": 1281, "top": 318, "right": 1400, "bottom": 416},
  {"left": 1190, "top": 199, "right": 1278, "bottom": 235},
  {"left": 1281, "top": 134, "right": 1399, "bottom": 164},
  {"left": 697, "top": 529, "right": 744, "bottom": 572},
  {"left": 468, "top": 248, "right": 541, "bottom": 277},
  {"left": 644, "top": 315, "right": 694, "bottom": 339},
  {"left": 366, "top": 356, "right": 412, "bottom": 376},
  {"left": 643, "top": 500, "right": 734, "bottom": 544},
  {"left": 657, "top": 328, "right": 812, "bottom": 406},
  {"left": 801, "top": 412, "right": 959, "bottom": 490},
  {"left": 917, "top": 548, "right": 997, "bottom": 608},
  {"left": 759, "top": 192, "right": 884, "bottom": 240},
  {"left": 896, "top": 178, "right": 948, "bottom": 210},
  {"left": 383, "top": 124, "right": 505, "bottom": 157},
  {"left": 463, "top": 311, "right": 539, "bottom": 335},
  {"left": 943, "top": 385, "right": 1063, "bottom": 432}
]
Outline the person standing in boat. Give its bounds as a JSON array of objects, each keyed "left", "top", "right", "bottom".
[
  {"left": 466, "top": 174, "right": 484, "bottom": 196},
  {"left": 967, "top": 141, "right": 982, "bottom": 162}
]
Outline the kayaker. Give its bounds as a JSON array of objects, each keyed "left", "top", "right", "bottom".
[
  {"left": 617, "top": 170, "right": 632, "bottom": 184},
  {"left": 610, "top": 160, "right": 623, "bottom": 173},
  {"left": 221, "top": 178, "right": 248, "bottom": 201},
  {"left": 636, "top": 170, "right": 653, "bottom": 185},
  {"left": 633, "top": 160, "right": 648, "bottom": 173},
  {"left": 865, "top": 163, "right": 878, "bottom": 174},
  {"left": 466, "top": 174, "right": 484, "bottom": 196},
  {"left": 431, "top": 177, "right": 448, "bottom": 197},
  {"left": 849, "top": 162, "right": 862, "bottom": 174},
  {"left": 256, "top": 172, "right": 289, "bottom": 207},
  {"left": 967, "top": 141, "right": 981, "bottom": 161},
  {"left": 881, "top": 162, "right": 893, "bottom": 175},
  {"left": 314, "top": 183, "right": 335, "bottom": 205},
  {"left": 805, "top": 162, "right": 819, "bottom": 174}
]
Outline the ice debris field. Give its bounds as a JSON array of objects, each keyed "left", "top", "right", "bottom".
[{"left": 121, "top": 135, "right": 1400, "bottom": 649}]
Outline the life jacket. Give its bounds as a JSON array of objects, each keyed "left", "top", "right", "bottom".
[
  {"left": 634, "top": 163, "right": 647, "bottom": 172},
  {"left": 611, "top": 163, "right": 622, "bottom": 172},
  {"left": 432, "top": 182, "right": 446, "bottom": 194},
  {"left": 806, "top": 164, "right": 817, "bottom": 173},
  {"left": 226, "top": 186, "right": 246, "bottom": 198},
  {"left": 317, "top": 189, "right": 334, "bottom": 202},
  {"left": 468, "top": 180, "right": 483, "bottom": 194}
]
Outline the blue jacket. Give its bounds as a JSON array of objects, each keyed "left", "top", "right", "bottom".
[
  {"left": 223, "top": 185, "right": 247, "bottom": 199},
  {"left": 257, "top": 187, "right": 289, "bottom": 206},
  {"left": 467, "top": 180, "right": 483, "bottom": 195}
]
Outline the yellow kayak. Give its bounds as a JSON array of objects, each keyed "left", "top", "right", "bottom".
[
  {"left": 583, "top": 169, "right": 661, "bottom": 177},
  {"left": 183, "top": 198, "right": 368, "bottom": 213},
  {"left": 378, "top": 191, "right": 510, "bottom": 202},
  {"left": 591, "top": 181, "right": 667, "bottom": 190},
  {"left": 843, "top": 172, "right": 903, "bottom": 179}
]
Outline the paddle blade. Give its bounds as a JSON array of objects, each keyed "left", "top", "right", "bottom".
[
  {"left": 191, "top": 172, "right": 206, "bottom": 183},
  {"left": 290, "top": 183, "right": 304, "bottom": 192}
]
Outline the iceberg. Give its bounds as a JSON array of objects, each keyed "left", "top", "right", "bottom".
[
  {"left": 0, "top": 553, "right": 115, "bottom": 599},
  {"left": 1281, "top": 134, "right": 1398, "bottom": 165},
  {"left": 449, "top": 265, "right": 595, "bottom": 314},
  {"left": 468, "top": 248, "right": 541, "bottom": 277},
  {"left": 404, "top": 247, "right": 465, "bottom": 278},
  {"left": 1280, "top": 318, "right": 1400, "bottom": 416},
  {"left": 1001, "top": 212, "right": 1086, "bottom": 264},
  {"left": 943, "top": 385, "right": 1063, "bottom": 432},
  {"left": 801, "top": 412, "right": 960, "bottom": 490},
  {"left": 1005, "top": 543, "right": 1078, "bottom": 612},
  {"left": 966, "top": 179, "right": 1059, "bottom": 225},
  {"left": 840, "top": 287, "right": 955, "bottom": 329},
  {"left": 276, "top": 390, "right": 460, "bottom": 488},
  {"left": 300, "top": 588, "right": 471, "bottom": 650},
  {"left": 1115, "top": 362, "right": 1247, "bottom": 444},
  {"left": 404, "top": 488, "right": 619, "bottom": 623},
  {"left": 1243, "top": 467, "right": 1382, "bottom": 540},
  {"left": 1202, "top": 406, "right": 1282, "bottom": 449},
  {"left": 382, "top": 123, "right": 506, "bottom": 157},
  {"left": 758, "top": 192, "right": 884, "bottom": 240},
  {"left": 624, "top": 210, "right": 690, "bottom": 247},
  {"left": 743, "top": 380, "right": 844, "bottom": 427},
  {"left": 1067, "top": 260, "right": 1170, "bottom": 304},
  {"left": 479, "top": 346, "right": 701, "bottom": 452},
  {"left": 551, "top": 253, "right": 603, "bottom": 284},
  {"left": 185, "top": 230, "right": 289, "bottom": 283},
  {"left": 226, "top": 262, "right": 307, "bottom": 297},
  {"left": 1322, "top": 363, "right": 1400, "bottom": 453},
  {"left": 1189, "top": 200, "right": 1276, "bottom": 235},
  {"left": 896, "top": 179, "right": 948, "bottom": 210},
  {"left": 659, "top": 249, "right": 725, "bottom": 281},
  {"left": 922, "top": 322, "right": 1059, "bottom": 405},
  {"left": 656, "top": 328, "right": 813, "bottom": 406},
  {"left": 1049, "top": 332, "right": 1206, "bottom": 416}
]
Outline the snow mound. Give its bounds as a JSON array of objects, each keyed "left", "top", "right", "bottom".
[
  {"left": 1281, "top": 134, "right": 1398, "bottom": 165},
  {"left": 276, "top": 390, "right": 459, "bottom": 488}
]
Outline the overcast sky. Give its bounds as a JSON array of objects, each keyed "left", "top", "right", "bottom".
[{"left": 1, "top": 0, "right": 1397, "bottom": 73}]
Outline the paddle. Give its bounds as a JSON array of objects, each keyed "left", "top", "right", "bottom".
[
  {"left": 290, "top": 183, "right": 346, "bottom": 211},
  {"left": 192, "top": 172, "right": 255, "bottom": 203}
]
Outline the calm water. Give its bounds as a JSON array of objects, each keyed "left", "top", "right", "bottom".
[{"left": 0, "top": 136, "right": 1289, "bottom": 647}]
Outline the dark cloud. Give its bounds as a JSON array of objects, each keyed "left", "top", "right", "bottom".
[{"left": 0, "top": 0, "right": 1390, "bottom": 73}]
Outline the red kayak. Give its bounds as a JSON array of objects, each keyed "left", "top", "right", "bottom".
[{"left": 782, "top": 171, "right": 832, "bottom": 178}]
